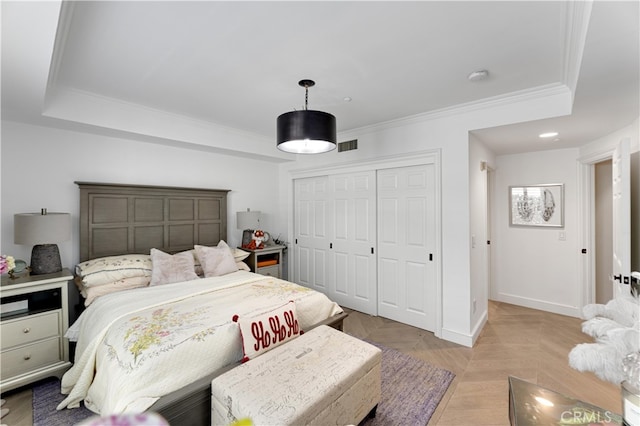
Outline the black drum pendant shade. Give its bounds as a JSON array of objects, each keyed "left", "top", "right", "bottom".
[{"left": 277, "top": 80, "right": 337, "bottom": 154}]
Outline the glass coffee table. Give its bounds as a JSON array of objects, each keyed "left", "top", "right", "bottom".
[{"left": 509, "top": 376, "right": 623, "bottom": 425}]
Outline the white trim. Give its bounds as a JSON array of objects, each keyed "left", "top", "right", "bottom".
[
  {"left": 440, "top": 327, "right": 474, "bottom": 348},
  {"left": 577, "top": 161, "right": 596, "bottom": 306},
  {"left": 287, "top": 150, "right": 443, "bottom": 339},
  {"left": 46, "top": 1, "right": 73, "bottom": 92},
  {"left": 495, "top": 292, "right": 582, "bottom": 318},
  {"left": 578, "top": 145, "right": 616, "bottom": 309},
  {"left": 470, "top": 310, "right": 488, "bottom": 347},
  {"left": 562, "top": 1, "right": 593, "bottom": 100},
  {"left": 290, "top": 149, "right": 440, "bottom": 178},
  {"left": 338, "top": 84, "right": 570, "bottom": 140}
]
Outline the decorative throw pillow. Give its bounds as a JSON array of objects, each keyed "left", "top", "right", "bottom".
[
  {"left": 233, "top": 301, "right": 301, "bottom": 362},
  {"left": 150, "top": 248, "right": 199, "bottom": 286},
  {"left": 194, "top": 241, "right": 238, "bottom": 277},
  {"left": 185, "top": 249, "right": 204, "bottom": 276}
]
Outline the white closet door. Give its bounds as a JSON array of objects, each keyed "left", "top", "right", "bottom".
[
  {"left": 330, "top": 172, "right": 377, "bottom": 315},
  {"left": 294, "top": 176, "right": 332, "bottom": 293},
  {"left": 377, "top": 164, "right": 436, "bottom": 331}
]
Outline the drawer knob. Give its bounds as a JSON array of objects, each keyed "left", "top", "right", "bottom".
[
  {"left": 23, "top": 354, "right": 31, "bottom": 360},
  {"left": 23, "top": 327, "right": 31, "bottom": 334}
]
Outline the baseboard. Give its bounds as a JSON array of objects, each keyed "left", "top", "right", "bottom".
[
  {"left": 470, "top": 310, "right": 488, "bottom": 346},
  {"left": 440, "top": 328, "right": 474, "bottom": 347},
  {"left": 495, "top": 293, "right": 582, "bottom": 318}
]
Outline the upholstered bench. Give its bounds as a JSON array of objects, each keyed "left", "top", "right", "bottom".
[{"left": 210, "top": 325, "right": 381, "bottom": 426}]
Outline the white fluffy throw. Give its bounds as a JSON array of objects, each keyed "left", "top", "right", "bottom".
[{"left": 568, "top": 296, "right": 640, "bottom": 384}]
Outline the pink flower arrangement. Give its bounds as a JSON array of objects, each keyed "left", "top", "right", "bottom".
[{"left": 0, "top": 255, "right": 15, "bottom": 275}]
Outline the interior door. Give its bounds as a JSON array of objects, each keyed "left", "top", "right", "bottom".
[
  {"left": 612, "top": 138, "right": 631, "bottom": 297},
  {"left": 377, "top": 164, "right": 437, "bottom": 331},
  {"left": 330, "top": 172, "right": 377, "bottom": 315},
  {"left": 294, "top": 176, "right": 332, "bottom": 293}
]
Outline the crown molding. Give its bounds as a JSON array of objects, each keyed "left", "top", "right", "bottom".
[
  {"left": 339, "top": 83, "right": 572, "bottom": 139},
  {"left": 562, "top": 0, "right": 593, "bottom": 101}
]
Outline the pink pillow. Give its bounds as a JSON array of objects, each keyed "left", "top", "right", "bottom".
[
  {"left": 150, "top": 248, "right": 199, "bottom": 286},
  {"left": 194, "top": 241, "right": 238, "bottom": 277},
  {"left": 233, "top": 301, "right": 301, "bottom": 362}
]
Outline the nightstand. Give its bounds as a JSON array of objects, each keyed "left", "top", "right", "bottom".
[
  {"left": 0, "top": 269, "right": 73, "bottom": 392},
  {"left": 243, "top": 245, "right": 285, "bottom": 278}
]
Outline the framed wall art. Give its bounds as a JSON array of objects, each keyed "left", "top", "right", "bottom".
[{"left": 509, "top": 184, "right": 564, "bottom": 228}]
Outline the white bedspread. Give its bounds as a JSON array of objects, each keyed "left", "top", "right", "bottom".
[{"left": 57, "top": 271, "right": 342, "bottom": 415}]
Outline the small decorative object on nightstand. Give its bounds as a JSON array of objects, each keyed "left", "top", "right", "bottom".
[
  {"left": 243, "top": 245, "right": 285, "bottom": 279},
  {"left": 0, "top": 269, "right": 73, "bottom": 393}
]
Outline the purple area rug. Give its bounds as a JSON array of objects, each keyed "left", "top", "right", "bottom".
[
  {"left": 362, "top": 341, "right": 456, "bottom": 426},
  {"left": 32, "top": 343, "right": 454, "bottom": 426},
  {"left": 32, "top": 378, "right": 94, "bottom": 426}
]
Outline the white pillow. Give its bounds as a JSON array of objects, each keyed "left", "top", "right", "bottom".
[
  {"left": 150, "top": 248, "right": 199, "bottom": 286},
  {"left": 233, "top": 248, "right": 250, "bottom": 262},
  {"left": 75, "top": 254, "right": 152, "bottom": 287},
  {"left": 194, "top": 241, "right": 238, "bottom": 277}
]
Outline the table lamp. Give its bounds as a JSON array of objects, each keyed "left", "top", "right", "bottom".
[
  {"left": 14, "top": 209, "right": 71, "bottom": 275},
  {"left": 236, "top": 209, "right": 261, "bottom": 248}
]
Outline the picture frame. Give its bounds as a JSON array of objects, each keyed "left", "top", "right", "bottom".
[
  {"left": 509, "top": 184, "right": 564, "bottom": 228},
  {"left": 241, "top": 230, "right": 253, "bottom": 247}
]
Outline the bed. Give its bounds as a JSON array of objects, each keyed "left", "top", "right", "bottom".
[{"left": 59, "top": 182, "right": 347, "bottom": 424}]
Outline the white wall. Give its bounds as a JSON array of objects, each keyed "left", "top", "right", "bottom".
[
  {"left": 279, "top": 87, "right": 571, "bottom": 346},
  {"left": 1, "top": 85, "right": 575, "bottom": 347},
  {"left": 493, "top": 148, "right": 582, "bottom": 316},
  {"left": 0, "top": 121, "right": 283, "bottom": 270},
  {"left": 468, "top": 134, "right": 496, "bottom": 342}
]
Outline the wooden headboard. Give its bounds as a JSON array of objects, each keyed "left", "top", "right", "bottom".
[{"left": 76, "top": 182, "right": 230, "bottom": 262}]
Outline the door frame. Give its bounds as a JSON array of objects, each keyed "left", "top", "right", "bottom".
[
  {"left": 287, "top": 150, "right": 443, "bottom": 337},
  {"left": 578, "top": 138, "right": 631, "bottom": 306}
]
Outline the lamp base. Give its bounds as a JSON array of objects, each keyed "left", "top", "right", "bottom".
[{"left": 30, "top": 244, "right": 62, "bottom": 275}]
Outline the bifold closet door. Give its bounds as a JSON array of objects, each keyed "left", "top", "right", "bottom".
[
  {"left": 330, "top": 172, "right": 377, "bottom": 315},
  {"left": 377, "top": 164, "right": 437, "bottom": 331},
  {"left": 294, "top": 173, "right": 377, "bottom": 315},
  {"left": 293, "top": 176, "right": 332, "bottom": 294}
]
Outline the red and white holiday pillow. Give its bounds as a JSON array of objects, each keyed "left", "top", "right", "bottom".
[{"left": 233, "top": 301, "right": 302, "bottom": 362}]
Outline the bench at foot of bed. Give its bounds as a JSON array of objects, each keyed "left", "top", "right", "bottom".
[{"left": 210, "top": 325, "right": 381, "bottom": 426}]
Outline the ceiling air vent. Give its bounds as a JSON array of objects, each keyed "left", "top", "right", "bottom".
[{"left": 338, "top": 139, "right": 358, "bottom": 152}]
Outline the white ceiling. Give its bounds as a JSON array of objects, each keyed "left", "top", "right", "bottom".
[{"left": 2, "top": 1, "right": 638, "bottom": 158}]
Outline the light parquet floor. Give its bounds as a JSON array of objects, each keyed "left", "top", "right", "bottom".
[
  {"left": 344, "top": 300, "right": 621, "bottom": 425},
  {"left": 1, "top": 301, "right": 621, "bottom": 426}
]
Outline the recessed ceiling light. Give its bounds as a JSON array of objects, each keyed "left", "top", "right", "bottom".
[
  {"left": 539, "top": 132, "right": 559, "bottom": 139},
  {"left": 468, "top": 69, "right": 489, "bottom": 82},
  {"left": 343, "top": 96, "right": 352, "bottom": 102}
]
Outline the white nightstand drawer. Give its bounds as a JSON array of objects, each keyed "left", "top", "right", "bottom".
[
  {"left": 1, "top": 337, "right": 62, "bottom": 379},
  {"left": 258, "top": 265, "right": 280, "bottom": 278},
  {"left": 1, "top": 311, "right": 60, "bottom": 348}
]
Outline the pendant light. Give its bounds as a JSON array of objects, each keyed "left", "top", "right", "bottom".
[{"left": 277, "top": 79, "right": 337, "bottom": 154}]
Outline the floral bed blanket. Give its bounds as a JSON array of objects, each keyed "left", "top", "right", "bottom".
[{"left": 57, "top": 271, "right": 342, "bottom": 415}]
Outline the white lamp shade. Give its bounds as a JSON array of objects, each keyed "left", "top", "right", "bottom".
[
  {"left": 14, "top": 212, "right": 71, "bottom": 245},
  {"left": 236, "top": 211, "right": 261, "bottom": 230}
]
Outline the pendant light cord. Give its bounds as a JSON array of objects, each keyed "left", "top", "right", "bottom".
[{"left": 304, "top": 85, "right": 309, "bottom": 110}]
